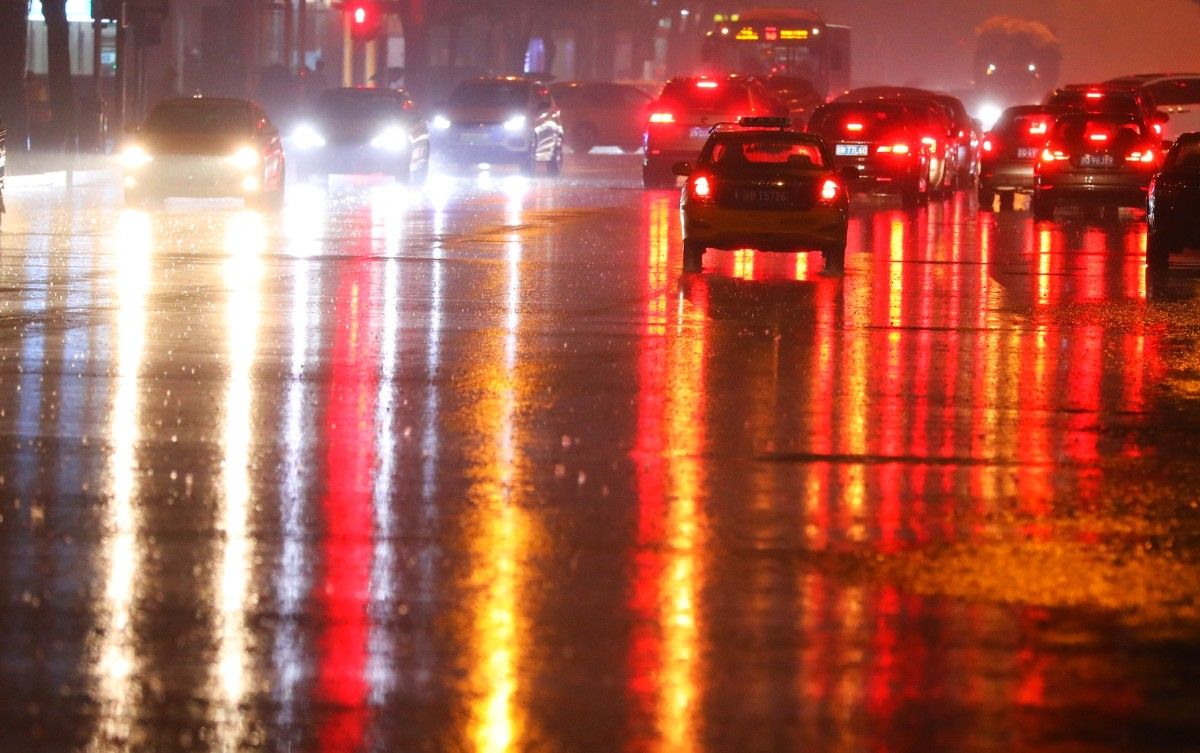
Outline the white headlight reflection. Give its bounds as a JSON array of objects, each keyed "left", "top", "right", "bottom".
[
  {"left": 432, "top": 115, "right": 452, "bottom": 130},
  {"left": 292, "top": 124, "right": 326, "bottom": 150},
  {"left": 121, "top": 144, "right": 153, "bottom": 169},
  {"left": 371, "top": 126, "right": 409, "bottom": 152},
  {"left": 503, "top": 115, "right": 527, "bottom": 133}
]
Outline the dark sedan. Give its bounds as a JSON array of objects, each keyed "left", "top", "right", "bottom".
[
  {"left": 290, "top": 87, "right": 430, "bottom": 184},
  {"left": 549, "top": 81, "right": 651, "bottom": 154},
  {"left": 1148, "top": 132, "right": 1200, "bottom": 268}
]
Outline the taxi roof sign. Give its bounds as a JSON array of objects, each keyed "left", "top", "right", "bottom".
[{"left": 737, "top": 116, "right": 792, "bottom": 129}]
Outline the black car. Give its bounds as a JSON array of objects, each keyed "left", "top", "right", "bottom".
[
  {"left": 290, "top": 87, "right": 430, "bottom": 184},
  {"left": 430, "top": 76, "right": 564, "bottom": 175},
  {"left": 978, "top": 104, "right": 1064, "bottom": 210},
  {"left": 1031, "top": 112, "right": 1159, "bottom": 220},
  {"left": 548, "top": 81, "right": 651, "bottom": 153},
  {"left": 1044, "top": 85, "right": 1168, "bottom": 136},
  {"left": 1147, "top": 132, "right": 1200, "bottom": 268},
  {"left": 122, "top": 97, "right": 286, "bottom": 208},
  {"left": 806, "top": 100, "right": 937, "bottom": 209}
]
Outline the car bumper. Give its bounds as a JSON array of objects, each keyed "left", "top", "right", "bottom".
[
  {"left": 981, "top": 160, "right": 1037, "bottom": 191},
  {"left": 123, "top": 156, "right": 264, "bottom": 198},
  {"left": 433, "top": 128, "right": 530, "bottom": 164},
  {"left": 833, "top": 156, "right": 921, "bottom": 195},
  {"left": 1036, "top": 171, "right": 1151, "bottom": 206},
  {"left": 293, "top": 143, "right": 410, "bottom": 175},
  {"left": 682, "top": 203, "right": 847, "bottom": 251}
]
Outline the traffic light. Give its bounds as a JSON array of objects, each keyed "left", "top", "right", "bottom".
[{"left": 346, "top": 2, "right": 384, "bottom": 42}]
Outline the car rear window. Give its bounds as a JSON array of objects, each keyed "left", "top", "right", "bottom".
[
  {"left": 1167, "top": 138, "right": 1200, "bottom": 170},
  {"left": 659, "top": 80, "right": 752, "bottom": 111},
  {"left": 450, "top": 81, "right": 528, "bottom": 108},
  {"left": 705, "top": 137, "right": 826, "bottom": 169},
  {"left": 807, "top": 103, "right": 906, "bottom": 140},
  {"left": 995, "top": 110, "right": 1056, "bottom": 141},
  {"left": 1052, "top": 115, "right": 1146, "bottom": 146},
  {"left": 146, "top": 100, "right": 251, "bottom": 134}
]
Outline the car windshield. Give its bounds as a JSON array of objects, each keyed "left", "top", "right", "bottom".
[
  {"left": 450, "top": 81, "right": 528, "bottom": 108},
  {"left": 808, "top": 104, "right": 907, "bottom": 139},
  {"left": 145, "top": 100, "right": 251, "bottom": 134},
  {"left": 1053, "top": 115, "right": 1146, "bottom": 146},
  {"left": 704, "top": 136, "right": 826, "bottom": 169},
  {"left": 659, "top": 80, "right": 752, "bottom": 111},
  {"left": 1167, "top": 138, "right": 1200, "bottom": 170},
  {"left": 315, "top": 91, "right": 409, "bottom": 120}
]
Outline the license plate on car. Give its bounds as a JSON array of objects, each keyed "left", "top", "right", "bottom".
[
  {"left": 735, "top": 189, "right": 792, "bottom": 206},
  {"left": 689, "top": 126, "right": 711, "bottom": 140},
  {"left": 1079, "top": 153, "right": 1115, "bottom": 168},
  {"left": 1017, "top": 147, "right": 1038, "bottom": 159},
  {"left": 460, "top": 132, "right": 492, "bottom": 145},
  {"left": 836, "top": 143, "right": 869, "bottom": 157}
]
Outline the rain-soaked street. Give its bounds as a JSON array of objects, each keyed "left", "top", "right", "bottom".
[{"left": 2, "top": 154, "right": 1200, "bottom": 752}]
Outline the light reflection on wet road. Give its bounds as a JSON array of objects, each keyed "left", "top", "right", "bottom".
[{"left": 1, "top": 156, "right": 1199, "bottom": 752}]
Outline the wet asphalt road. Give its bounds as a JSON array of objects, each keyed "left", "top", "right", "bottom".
[{"left": 2, "top": 153, "right": 1200, "bottom": 752}]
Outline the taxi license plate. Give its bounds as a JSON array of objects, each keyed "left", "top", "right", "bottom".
[
  {"left": 735, "top": 188, "right": 792, "bottom": 206},
  {"left": 1080, "top": 154, "right": 1115, "bottom": 168},
  {"left": 460, "top": 132, "right": 493, "bottom": 145},
  {"left": 689, "top": 126, "right": 711, "bottom": 140},
  {"left": 1017, "top": 147, "right": 1038, "bottom": 159},
  {"left": 836, "top": 143, "right": 869, "bottom": 157}
]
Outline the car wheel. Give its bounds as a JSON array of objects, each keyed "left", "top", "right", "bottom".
[
  {"left": 822, "top": 242, "right": 846, "bottom": 274},
  {"left": 978, "top": 185, "right": 995, "bottom": 211},
  {"left": 1031, "top": 192, "right": 1054, "bottom": 221},
  {"left": 1147, "top": 228, "right": 1175, "bottom": 269},
  {"left": 998, "top": 191, "right": 1016, "bottom": 212},
  {"left": 569, "top": 123, "right": 599, "bottom": 154},
  {"left": 683, "top": 240, "right": 705, "bottom": 272}
]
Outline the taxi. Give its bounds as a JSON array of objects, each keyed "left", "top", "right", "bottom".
[{"left": 675, "top": 117, "right": 850, "bottom": 272}]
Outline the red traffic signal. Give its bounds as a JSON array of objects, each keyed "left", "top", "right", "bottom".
[{"left": 346, "top": 2, "right": 384, "bottom": 41}]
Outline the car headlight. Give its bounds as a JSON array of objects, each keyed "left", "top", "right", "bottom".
[
  {"left": 121, "top": 144, "right": 153, "bottom": 169},
  {"left": 226, "top": 146, "right": 260, "bottom": 171},
  {"left": 504, "top": 115, "right": 527, "bottom": 133},
  {"left": 292, "top": 124, "right": 326, "bottom": 150},
  {"left": 432, "top": 115, "right": 452, "bottom": 130},
  {"left": 371, "top": 126, "right": 409, "bottom": 152}
]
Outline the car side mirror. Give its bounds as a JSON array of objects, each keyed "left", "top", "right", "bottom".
[
  {"left": 672, "top": 161, "right": 693, "bottom": 177},
  {"left": 839, "top": 165, "right": 858, "bottom": 183}
]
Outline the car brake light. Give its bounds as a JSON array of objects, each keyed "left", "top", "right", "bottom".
[
  {"left": 696, "top": 80, "right": 719, "bottom": 89},
  {"left": 1086, "top": 91, "right": 1104, "bottom": 100},
  {"left": 846, "top": 122, "right": 864, "bottom": 132},
  {"left": 877, "top": 143, "right": 911, "bottom": 154},
  {"left": 1089, "top": 133, "right": 1109, "bottom": 142},
  {"left": 690, "top": 174, "right": 714, "bottom": 200},
  {"left": 1127, "top": 147, "right": 1156, "bottom": 164},
  {"left": 982, "top": 138, "right": 994, "bottom": 152},
  {"left": 649, "top": 112, "right": 675, "bottom": 124},
  {"left": 1029, "top": 121, "right": 1048, "bottom": 136},
  {"left": 921, "top": 136, "right": 937, "bottom": 149},
  {"left": 1041, "top": 148, "right": 1068, "bottom": 162},
  {"left": 819, "top": 178, "right": 840, "bottom": 202}
]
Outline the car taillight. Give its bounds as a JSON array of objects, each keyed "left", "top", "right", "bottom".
[
  {"left": 689, "top": 174, "right": 714, "bottom": 201},
  {"left": 649, "top": 112, "right": 675, "bottom": 124},
  {"left": 1041, "top": 147, "right": 1068, "bottom": 162},
  {"left": 1028, "top": 121, "right": 1048, "bottom": 136},
  {"left": 982, "top": 138, "right": 994, "bottom": 153},
  {"left": 921, "top": 136, "right": 938, "bottom": 150},
  {"left": 819, "top": 177, "right": 840, "bottom": 202},
  {"left": 1127, "top": 147, "right": 1157, "bottom": 165},
  {"left": 1153, "top": 122, "right": 1163, "bottom": 136},
  {"left": 877, "top": 143, "right": 911, "bottom": 154}
]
